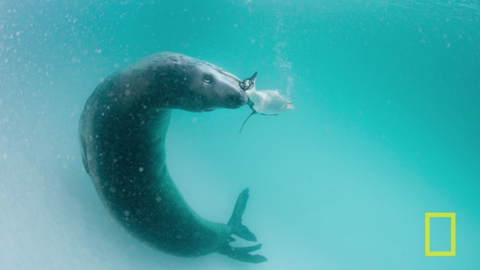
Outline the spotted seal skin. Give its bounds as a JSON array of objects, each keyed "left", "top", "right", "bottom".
[{"left": 79, "top": 52, "right": 267, "bottom": 263}]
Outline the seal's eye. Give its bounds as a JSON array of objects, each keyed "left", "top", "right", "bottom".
[{"left": 203, "top": 74, "right": 214, "bottom": 84}]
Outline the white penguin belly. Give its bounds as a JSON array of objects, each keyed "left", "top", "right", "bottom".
[{"left": 246, "top": 89, "right": 293, "bottom": 115}]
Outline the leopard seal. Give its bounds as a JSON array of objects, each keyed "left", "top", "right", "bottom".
[{"left": 79, "top": 52, "right": 267, "bottom": 263}]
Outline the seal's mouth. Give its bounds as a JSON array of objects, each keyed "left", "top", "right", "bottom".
[{"left": 221, "top": 91, "right": 248, "bottom": 109}]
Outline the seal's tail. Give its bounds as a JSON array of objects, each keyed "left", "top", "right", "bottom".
[
  {"left": 219, "top": 188, "right": 267, "bottom": 263},
  {"left": 218, "top": 244, "right": 267, "bottom": 263},
  {"left": 228, "top": 188, "right": 257, "bottom": 241}
]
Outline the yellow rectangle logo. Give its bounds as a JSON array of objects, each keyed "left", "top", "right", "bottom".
[{"left": 425, "top": 212, "right": 456, "bottom": 256}]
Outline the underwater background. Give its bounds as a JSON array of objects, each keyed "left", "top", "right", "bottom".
[{"left": 1, "top": 0, "right": 479, "bottom": 269}]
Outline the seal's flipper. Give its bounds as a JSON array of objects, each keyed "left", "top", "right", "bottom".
[
  {"left": 218, "top": 244, "right": 267, "bottom": 264},
  {"left": 228, "top": 188, "right": 257, "bottom": 241},
  {"left": 239, "top": 111, "right": 257, "bottom": 134}
]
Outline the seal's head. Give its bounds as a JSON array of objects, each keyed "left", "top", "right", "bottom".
[
  {"left": 146, "top": 54, "right": 248, "bottom": 112},
  {"left": 125, "top": 53, "right": 248, "bottom": 112},
  {"left": 181, "top": 61, "right": 248, "bottom": 112}
]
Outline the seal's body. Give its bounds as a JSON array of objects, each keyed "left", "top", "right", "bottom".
[{"left": 79, "top": 52, "right": 266, "bottom": 263}]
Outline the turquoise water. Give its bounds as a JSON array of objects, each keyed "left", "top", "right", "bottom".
[
  {"left": 1, "top": 0, "right": 479, "bottom": 269},
  {"left": 430, "top": 217, "right": 452, "bottom": 251}
]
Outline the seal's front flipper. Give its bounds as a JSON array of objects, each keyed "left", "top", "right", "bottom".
[
  {"left": 228, "top": 188, "right": 257, "bottom": 241},
  {"left": 219, "top": 244, "right": 267, "bottom": 263}
]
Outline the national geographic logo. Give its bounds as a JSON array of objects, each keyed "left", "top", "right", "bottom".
[{"left": 425, "top": 212, "right": 456, "bottom": 257}]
